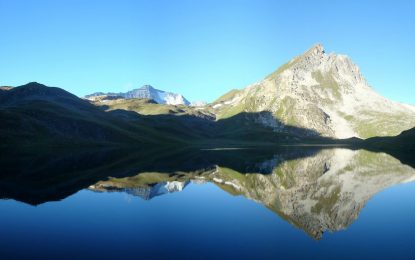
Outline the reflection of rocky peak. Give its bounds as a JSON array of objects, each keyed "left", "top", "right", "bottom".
[{"left": 210, "top": 149, "right": 415, "bottom": 239}]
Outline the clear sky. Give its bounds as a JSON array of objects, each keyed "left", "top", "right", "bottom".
[{"left": 1, "top": 0, "right": 414, "bottom": 104}]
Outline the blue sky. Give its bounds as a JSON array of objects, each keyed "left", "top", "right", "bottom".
[{"left": 1, "top": 0, "right": 414, "bottom": 104}]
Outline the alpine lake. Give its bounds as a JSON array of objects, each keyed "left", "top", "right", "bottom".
[{"left": 1, "top": 146, "right": 415, "bottom": 259}]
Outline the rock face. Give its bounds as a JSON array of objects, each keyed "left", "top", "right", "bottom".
[
  {"left": 86, "top": 85, "right": 190, "bottom": 106},
  {"left": 213, "top": 44, "right": 415, "bottom": 138}
]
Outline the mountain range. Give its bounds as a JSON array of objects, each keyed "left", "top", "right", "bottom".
[{"left": 1, "top": 44, "right": 415, "bottom": 147}]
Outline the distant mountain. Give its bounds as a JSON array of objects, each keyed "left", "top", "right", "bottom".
[
  {"left": 0, "top": 86, "right": 13, "bottom": 91},
  {"left": 212, "top": 44, "right": 415, "bottom": 139},
  {"left": 90, "top": 180, "right": 189, "bottom": 200},
  {"left": 85, "top": 85, "right": 190, "bottom": 105}
]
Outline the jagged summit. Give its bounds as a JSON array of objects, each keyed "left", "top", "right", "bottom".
[
  {"left": 304, "top": 43, "right": 325, "bottom": 56},
  {"left": 300, "top": 43, "right": 326, "bottom": 62},
  {"left": 282, "top": 43, "right": 367, "bottom": 88}
]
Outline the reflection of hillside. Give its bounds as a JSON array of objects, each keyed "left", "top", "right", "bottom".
[
  {"left": 0, "top": 146, "right": 316, "bottom": 205},
  {"left": 211, "top": 149, "right": 415, "bottom": 239},
  {"left": 91, "top": 149, "right": 415, "bottom": 239}
]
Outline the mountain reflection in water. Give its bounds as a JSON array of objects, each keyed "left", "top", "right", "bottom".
[{"left": 1, "top": 146, "right": 414, "bottom": 240}]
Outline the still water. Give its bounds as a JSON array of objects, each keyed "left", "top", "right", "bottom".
[{"left": 1, "top": 147, "right": 415, "bottom": 259}]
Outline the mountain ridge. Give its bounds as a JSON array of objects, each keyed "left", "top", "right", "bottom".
[{"left": 1, "top": 44, "right": 415, "bottom": 145}]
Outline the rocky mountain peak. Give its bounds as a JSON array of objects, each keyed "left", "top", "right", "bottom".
[
  {"left": 305, "top": 43, "right": 325, "bottom": 57},
  {"left": 278, "top": 43, "right": 367, "bottom": 89},
  {"left": 215, "top": 44, "right": 415, "bottom": 139},
  {"left": 277, "top": 44, "right": 329, "bottom": 79}
]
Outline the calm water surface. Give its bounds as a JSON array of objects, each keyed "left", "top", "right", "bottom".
[{"left": 1, "top": 147, "right": 415, "bottom": 259}]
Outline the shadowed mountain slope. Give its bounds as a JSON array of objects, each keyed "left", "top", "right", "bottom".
[
  {"left": 0, "top": 146, "right": 320, "bottom": 205},
  {"left": 0, "top": 82, "right": 335, "bottom": 147},
  {"left": 0, "top": 82, "right": 181, "bottom": 146}
]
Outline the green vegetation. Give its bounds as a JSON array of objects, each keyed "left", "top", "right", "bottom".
[
  {"left": 96, "top": 172, "right": 177, "bottom": 189},
  {"left": 311, "top": 70, "right": 342, "bottom": 101},
  {"left": 345, "top": 111, "right": 414, "bottom": 138},
  {"left": 274, "top": 96, "right": 297, "bottom": 125},
  {"left": 217, "top": 99, "right": 245, "bottom": 119},
  {"left": 274, "top": 160, "right": 298, "bottom": 189},
  {"left": 96, "top": 98, "right": 213, "bottom": 118},
  {"left": 266, "top": 56, "right": 301, "bottom": 79},
  {"left": 311, "top": 186, "right": 341, "bottom": 214},
  {"left": 214, "top": 89, "right": 240, "bottom": 103}
]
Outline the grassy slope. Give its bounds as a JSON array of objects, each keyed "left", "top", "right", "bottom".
[
  {"left": 0, "top": 83, "right": 189, "bottom": 146},
  {"left": 94, "top": 98, "right": 214, "bottom": 118},
  {"left": 94, "top": 97, "right": 311, "bottom": 145}
]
